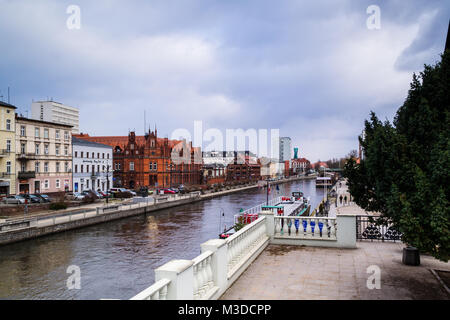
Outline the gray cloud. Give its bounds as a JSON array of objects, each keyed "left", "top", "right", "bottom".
[{"left": 0, "top": 0, "right": 448, "bottom": 161}]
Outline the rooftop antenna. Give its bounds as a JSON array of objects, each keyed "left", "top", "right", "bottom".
[{"left": 144, "top": 110, "right": 146, "bottom": 135}]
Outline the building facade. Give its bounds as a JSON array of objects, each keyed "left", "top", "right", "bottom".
[
  {"left": 31, "top": 100, "right": 80, "bottom": 134},
  {"left": 291, "top": 158, "right": 311, "bottom": 174},
  {"left": 279, "top": 137, "right": 292, "bottom": 162},
  {"left": 72, "top": 137, "right": 113, "bottom": 193},
  {"left": 75, "top": 130, "right": 202, "bottom": 189},
  {"left": 15, "top": 116, "right": 72, "bottom": 195},
  {"left": 0, "top": 101, "right": 17, "bottom": 196},
  {"left": 226, "top": 154, "right": 261, "bottom": 182}
]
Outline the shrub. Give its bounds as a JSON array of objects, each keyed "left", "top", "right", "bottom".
[
  {"left": 113, "top": 192, "right": 133, "bottom": 199},
  {"left": 50, "top": 202, "right": 67, "bottom": 211}
]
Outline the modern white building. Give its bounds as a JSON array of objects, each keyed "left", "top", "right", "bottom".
[
  {"left": 72, "top": 137, "right": 112, "bottom": 193},
  {"left": 279, "top": 137, "right": 292, "bottom": 162},
  {"left": 31, "top": 100, "right": 80, "bottom": 134},
  {"left": 202, "top": 151, "right": 257, "bottom": 166}
]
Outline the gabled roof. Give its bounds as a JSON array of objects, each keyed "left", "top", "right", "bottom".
[{"left": 0, "top": 101, "right": 17, "bottom": 109}]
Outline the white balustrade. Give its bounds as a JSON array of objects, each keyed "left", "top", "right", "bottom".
[
  {"left": 192, "top": 251, "right": 215, "bottom": 300},
  {"left": 274, "top": 216, "right": 337, "bottom": 240},
  {"left": 226, "top": 217, "right": 267, "bottom": 276},
  {"left": 130, "top": 278, "right": 170, "bottom": 300}
]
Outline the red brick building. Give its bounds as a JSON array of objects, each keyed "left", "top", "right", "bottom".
[
  {"left": 75, "top": 130, "right": 202, "bottom": 189},
  {"left": 226, "top": 155, "right": 261, "bottom": 182}
]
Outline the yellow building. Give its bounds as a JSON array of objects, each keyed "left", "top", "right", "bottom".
[{"left": 0, "top": 101, "right": 17, "bottom": 196}]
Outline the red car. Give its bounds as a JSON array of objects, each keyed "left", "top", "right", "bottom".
[{"left": 161, "top": 188, "right": 176, "bottom": 194}]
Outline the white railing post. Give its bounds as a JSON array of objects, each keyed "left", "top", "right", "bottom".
[
  {"left": 336, "top": 214, "right": 356, "bottom": 248},
  {"left": 200, "top": 239, "right": 227, "bottom": 296},
  {"left": 154, "top": 260, "right": 194, "bottom": 300},
  {"left": 258, "top": 210, "right": 274, "bottom": 240}
]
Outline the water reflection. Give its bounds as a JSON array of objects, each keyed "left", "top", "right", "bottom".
[{"left": 0, "top": 179, "right": 323, "bottom": 300}]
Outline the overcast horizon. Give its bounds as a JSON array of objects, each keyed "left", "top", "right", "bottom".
[{"left": 1, "top": 0, "right": 449, "bottom": 162}]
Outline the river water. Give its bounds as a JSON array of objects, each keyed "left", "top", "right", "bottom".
[{"left": 0, "top": 179, "right": 325, "bottom": 300}]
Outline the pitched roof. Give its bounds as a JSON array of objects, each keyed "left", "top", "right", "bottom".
[{"left": 72, "top": 136, "right": 113, "bottom": 149}]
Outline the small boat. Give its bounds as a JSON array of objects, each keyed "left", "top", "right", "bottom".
[{"left": 219, "top": 226, "right": 235, "bottom": 239}]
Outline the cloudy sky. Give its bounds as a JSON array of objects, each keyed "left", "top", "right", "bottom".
[{"left": 0, "top": 0, "right": 448, "bottom": 161}]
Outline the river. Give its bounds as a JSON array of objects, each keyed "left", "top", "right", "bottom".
[{"left": 0, "top": 179, "right": 325, "bottom": 300}]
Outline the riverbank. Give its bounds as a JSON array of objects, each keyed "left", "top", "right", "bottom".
[{"left": 0, "top": 175, "right": 314, "bottom": 246}]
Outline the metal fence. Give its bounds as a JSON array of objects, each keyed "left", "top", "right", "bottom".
[{"left": 356, "top": 216, "right": 402, "bottom": 242}]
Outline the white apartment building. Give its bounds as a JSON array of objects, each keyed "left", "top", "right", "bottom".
[
  {"left": 202, "top": 151, "right": 257, "bottom": 166},
  {"left": 279, "top": 137, "right": 292, "bottom": 162},
  {"left": 72, "top": 137, "right": 112, "bottom": 193},
  {"left": 31, "top": 100, "right": 80, "bottom": 134}
]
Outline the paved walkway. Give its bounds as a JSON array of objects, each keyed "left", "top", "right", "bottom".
[{"left": 220, "top": 242, "right": 450, "bottom": 300}]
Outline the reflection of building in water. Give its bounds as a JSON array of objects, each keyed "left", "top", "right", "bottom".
[{"left": 0, "top": 237, "right": 75, "bottom": 296}]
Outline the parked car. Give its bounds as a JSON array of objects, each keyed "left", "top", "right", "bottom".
[
  {"left": 2, "top": 195, "right": 26, "bottom": 204},
  {"left": 162, "top": 188, "right": 176, "bottom": 194},
  {"left": 125, "top": 189, "right": 137, "bottom": 196},
  {"left": 22, "top": 194, "right": 43, "bottom": 203},
  {"left": 169, "top": 188, "right": 179, "bottom": 193},
  {"left": 97, "top": 191, "right": 108, "bottom": 198},
  {"left": 33, "top": 194, "right": 51, "bottom": 203},
  {"left": 71, "top": 192, "right": 85, "bottom": 200},
  {"left": 81, "top": 190, "right": 99, "bottom": 199}
]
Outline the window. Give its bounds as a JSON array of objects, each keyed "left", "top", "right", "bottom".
[
  {"left": 44, "top": 180, "right": 49, "bottom": 189},
  {"left": 6, "top": 161, "right": 11, "bottom": 174},
  {"left": 56, "top": 162, "right": 60, "bottom": 173},
  {"left": 65, "top": 162, "right": 69, "bottom": 172},
  {"left": 44, "top": 162, "right": 49, "bottom": 173},
  {"left": 130, "top": 162, "right": 134, "bottom": 171},
  {"left": 44, "top": 128, "right": 49, "bottom": 139},
  {"left": 97, "top": 180, "right": 100, "bottom": 188},
  {"left": 97, "top": 165, "right": 100, "bottom": 172},
  {"left": 75, "top": 151, "right": 78, "bottom": 158},
  {"left": 97, "top": 153, "right": 100, "bottom": 158},
  {"left": 92, "top": 152, "right": 94, "bottom": 158},
  {"left": 92, "top": 165, "right": 95, "bottom": 173},
  {"left": 35, "top": 127, "right": 40, "bottom": 138},
  {"left": 20, "top": 143, "right": 25, "bottom": 154},
  {"left": 44, "top": 144, "right": 49, "bottom": 155},
  {"left": 35, "top": 144, "right": 40, "bottom": 155},
  {"left": 56, "top": 179, "right": 60, "bottom": 188},
  {"left": 81, "top": 165, "right": 83, "bottom": 173},
  {"left": 55, "top": 130, "right": 60, "bottom": 139},
  {"left": 75, "top": 165, "right": 78, "bottom": 173},
  {"left": 81, "top": 151, "right": 84, "bottom": 158},
  {"left": 21, "top": 162, "right": 26, "bottom": 172},
  {"left": 102, "top": 153, "right": 105, "bottom": 159},
  {"left": 64, "top": 131, "right": 69, "bottom": 140},
  {"left": 107, "top": 154, "right": 110, "bottom": 159},
  {"left": 6, "top": 119, "right": 11, "bottom": 131},
  {"left": 154, "top": 163, "right": 157, "bottom": 171},
  {"left": 64, "top": 145, "right": 69, "bottom": 156},
  {"left": 35, "top": 162, "right": 40, "bottom": 173},
  {"left": 55, "top": 145, "right": 60, "bottom": 155},
  {"left": 6, "top": 140, "right": 11, "bottom": 152},
  {"left": 86, "top": 152, "right": 89, "bottom": 158},
  {"left": 86, "top": 180, "right": 89, "bottom": 188},
  {"left": 20, "top": 126, "right": 26, "bottom": 136}
]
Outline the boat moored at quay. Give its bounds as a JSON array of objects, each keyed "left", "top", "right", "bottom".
[{"left": 219, "top": 191, "right": 311, "bottom": 239}]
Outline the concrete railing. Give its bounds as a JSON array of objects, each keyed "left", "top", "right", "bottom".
[
  {"left": 226, "top": 217, "right": 268, "bottom": 279},
  {"left": 130, "top": 278, "right": 171, "bottom": 300},
  {"left": 274, "top": 216, "right": 337, "bottom": 240}
]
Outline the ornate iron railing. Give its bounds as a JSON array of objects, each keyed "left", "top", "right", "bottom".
[{"left": 356, "top": 216, "right": 402, "bottom": 242}]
